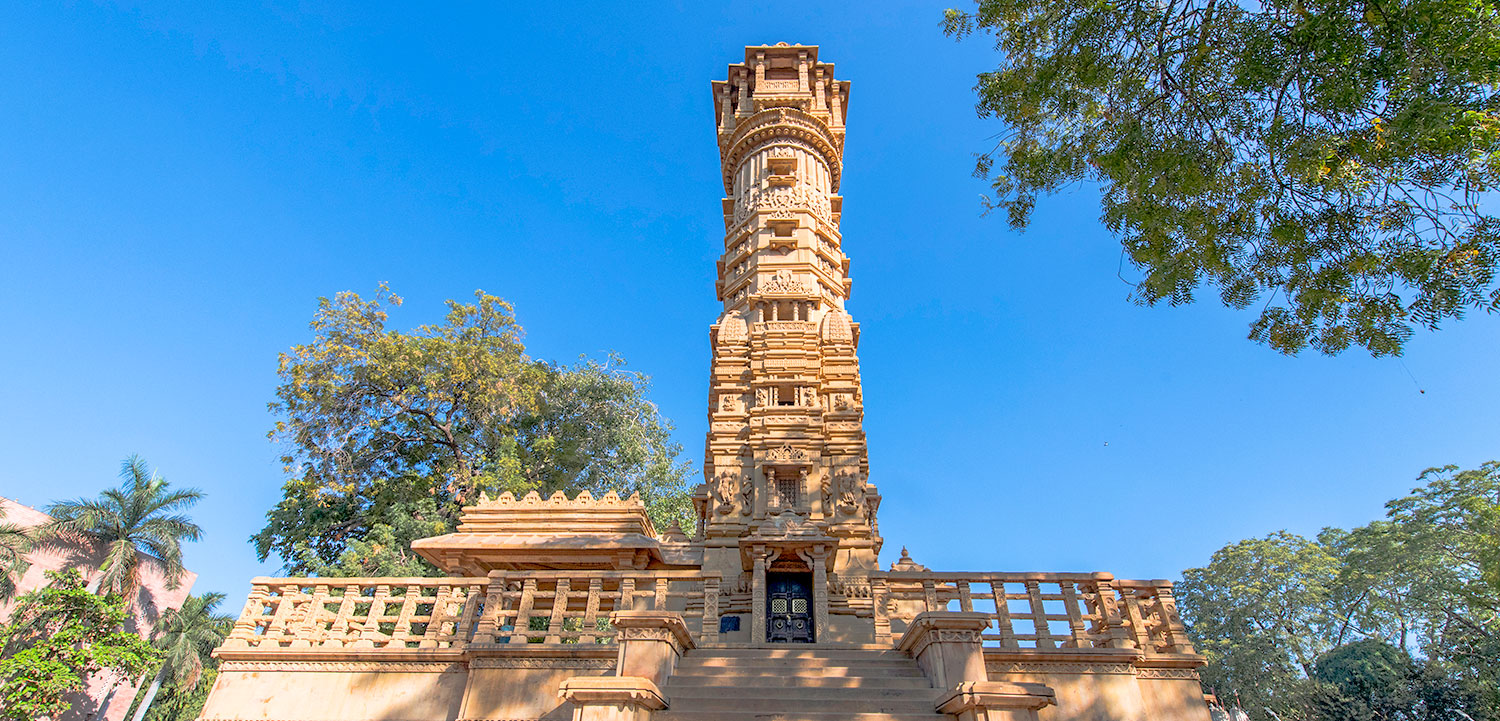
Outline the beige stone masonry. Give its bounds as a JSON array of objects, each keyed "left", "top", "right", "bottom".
[{"left": 195, "top": 43, "right": 1216, "bottom": 721}]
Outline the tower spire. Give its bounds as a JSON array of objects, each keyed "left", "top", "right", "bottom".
[{"left": 696, "top": 45, "right": 880, "bottom": 596}]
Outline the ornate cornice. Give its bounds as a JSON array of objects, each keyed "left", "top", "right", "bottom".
[
  {"left": 1136, "top": 667, "right": 1202, "bottom": 680},
  {"left": 720, "top": 108, "right": 843, "bottom": 193},
  {"left": 218, "top": 660, "right": 464, "bottom": 673},
  {"left": 988, "top": 661, "right": 1134, "bottom": 676},
  {"left": 469, "top": 657, "right": 614, "bottom": 670}
]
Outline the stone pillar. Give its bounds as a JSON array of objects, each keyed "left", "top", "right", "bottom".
[
  {"left": 898, "top": 611, "right": 1057, "bottom": 721},
  {"left": 558, "top": 677, "right": 667, "bottom": 721},
  {"left": 896, "top": 611, "right": 990, "bottom": 690},
  {"left": 751, "top": 545, "right": 768, "bottom": 643},
  {"left": 935, "top": 682, "right": 1057, "bottom": 721},
  {"left": 610, "top": 611, "right": 694, "bottom": 686},
  {"left": 811, "top": 548, "right": 828, "bottom": 644}
]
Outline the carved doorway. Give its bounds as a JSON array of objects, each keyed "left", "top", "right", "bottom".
[{"left": 766, "top": 572, "right": 814, "bottom": 643}]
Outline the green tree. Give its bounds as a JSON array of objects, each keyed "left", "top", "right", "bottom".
[
  {"left": 1178, "top": 462, "right": 1500, "bottom": 719},
  {"left": 128, "top": 593, "right": 233, "bottom": 721},
  {"left": 139, "top": 668, "right": 219, "bottom": 721},
  {"left": 43, "top": 456, "right": 204, "bottom": 599},
  {"left": 1178, "top": 531, "right": 1341, "bottom": 717},
  {"left": 1383, "top": 462, "right": 1500, "bottom": 693},
  {"left": 0, "top": 569, "right": 157, "bottom": 721},
  {"left": 944, "top": 0, "right": 1500, "bottom": 356},
  {"left": 1303, "top": 640, "right": 1492, "bottom": 721},
  {"left": 0, "top": 507, "right": 30, "bottom": 602},
  {"left": 255, "top": 286, "right": 693, "bottom": 576}
]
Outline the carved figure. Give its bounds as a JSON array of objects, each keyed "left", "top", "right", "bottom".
[
  {"left": 739, "top": 470, "right": 754, "bottom": 515},
  {"left": 836, "top": 471, "right": 865, "bottom": 516},
  {"left": 710, "top": 471, "right": 739, "bottom": 516}
]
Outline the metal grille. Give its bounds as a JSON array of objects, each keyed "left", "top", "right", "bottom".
[{"left": 777, "top": 477, "right": 800, "bottom": 507}]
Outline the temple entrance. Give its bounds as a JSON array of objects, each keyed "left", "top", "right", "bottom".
[{"left": 766, "top": 572, "right": 814, "bottom": 643}]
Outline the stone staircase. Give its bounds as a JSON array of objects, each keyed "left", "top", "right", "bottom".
[{"left": 656, "top": 647, "right": 946, "bottom": 721}]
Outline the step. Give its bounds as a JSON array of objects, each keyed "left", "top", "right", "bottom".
[
  {"left": 666, "top": 675, "right": 934, "bottom": 690},
  {"left": 688, "top": 648, "right": 912, "bottom": 661},
  {"left": 678, "top": 656, "right": 919, "bottom": 669},
  {"left": 655, "top": 713, "right": 945, "bottom": 721},
  {"left": 663, "top": 697, "right": 938, "bottom": 715},
  {"left": 670, "top": 665, "right": 928, "bottom": 679},
  {"left": 667, "top": 687, "right": 939, "bottom": 705}
]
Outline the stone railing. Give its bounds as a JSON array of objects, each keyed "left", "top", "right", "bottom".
[
  {"left": 871, "top": 571, "right": 1195, "bottom": 656},
  {"left": 222, "top": 570, "right": 723, "bottom": 651}
]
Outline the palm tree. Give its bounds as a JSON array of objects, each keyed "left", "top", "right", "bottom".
[
  {"left": 44, "top": 455, "right": 204, "bottom": 600},
  {"left": 0, "top": 506, "right": 32, "bottom": 602},
  {"left": 129, "top": 592, "right": 233, "bottom": 721}
]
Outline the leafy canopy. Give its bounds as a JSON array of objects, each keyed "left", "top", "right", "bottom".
[
  {"left": 945, "top": 0, "right": 1500, "bottom": 356},
  {"left": 0, "top": 569, "right": 158, "bottom": 721},
  {"left": 1177, "top": 461, "right": 1500, "bottom": 719},
  {"left": 254, "top": 286, "right": 694, "bottom": 576}
]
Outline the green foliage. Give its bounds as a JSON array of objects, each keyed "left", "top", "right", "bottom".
[
  {"left": 141, "top": 668, "right": 218, "bottom": 721},
  {"left": 945, "top": 0, "right": 1500, "bottom": 356},
  {"left": 1301, "top": 640, "right": 1490, "bottom": 721},
  {"left": 43, "top": 455, "right": 204, "bottom": 597},
  {"left": 128, "top": 592, "right": 234, "bottom": 721},
  {"left": 1179, "top": 531, "right": 1340, "bottom": 716},
  {"left": 1178, "top": 462, "right": 1500, "bottom": 719},
  {"left": 255, "top": 286, "right": 694, "bottom": 575},
  {"left": 0, "top": 507, "right": 31, "bottom": 602},
  {"left": 0, "top": 569, "right": 158, "bottom": 721}
]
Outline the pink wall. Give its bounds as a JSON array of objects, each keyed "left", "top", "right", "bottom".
[{"left": 1, "top": 497, "right": 198, "bottom": 721}]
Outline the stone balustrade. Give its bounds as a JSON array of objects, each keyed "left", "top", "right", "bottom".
[
  {"left": 222, "top": 570, "right": 723, "bottom": 651},
  {"left": 871, "top": 571, "right": 1196, "bottom": 656}
]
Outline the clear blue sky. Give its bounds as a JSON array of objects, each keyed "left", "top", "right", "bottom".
[{"left": 2, "top": 1, "right": 1495, "bottom": 601}]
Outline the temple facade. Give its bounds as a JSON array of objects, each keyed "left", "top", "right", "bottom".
[{"left": 197, "top": 44, "right": 1214, "bottom": 721}]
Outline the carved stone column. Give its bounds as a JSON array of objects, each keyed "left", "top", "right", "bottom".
[
  {"left": 751, "top": 544, "right": 768, "bottom": 643},
  {"left": 805, "top": 546, "right": 829, "bottom": 644}
]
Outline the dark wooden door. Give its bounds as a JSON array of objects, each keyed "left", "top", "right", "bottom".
[{"left": 767, "top": 573, "right": 814, "bottom": 643}]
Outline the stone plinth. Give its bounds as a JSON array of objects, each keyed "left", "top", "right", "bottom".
[
  {"left": 936, "top": 681, "right": 1057, "bottom": 721},
  {"left": 558, "top": 676, "right": 667, "bottom": 721},
  {"left": 896, "top": 611, "right": 991, "bottom": 689},
  {"left": 611, "top": 611, "right": 694, "bottom": 686}
]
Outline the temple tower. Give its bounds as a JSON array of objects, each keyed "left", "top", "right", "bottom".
[{"left": 694, "top": 43, "right": 881, "bottom": 643}]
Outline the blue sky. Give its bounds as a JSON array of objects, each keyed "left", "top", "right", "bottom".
[{"left": 1, "top": 1, "right": 1495, "bottom": 601}]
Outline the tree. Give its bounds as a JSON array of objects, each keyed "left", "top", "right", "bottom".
[
  {"left": 0, "top": 507, "right": 30, "bottom": 602},
  {"left": 1178, "top": 462, "right": 1500, "bottom": 719},
  {"left": 128, "top": 593, "right": 233, "bottom": 721},
  {"left": 0, "top": 569, "right": 157, "bottom": 721},
  {"left": 1382, "top": 462, "right": 1500, "bottom": 692},
  {"left": 1178, "top": 531, "right": 1341, "bottom": 717},
  {"left": 944, "top": 0, "right": 1500, "bottom": 356},
  {"left": 255, "top": 286, "right": 694, "bottom": 576},
  {"left": 1303, "top": 640, "right": 1491, "bottom": 721},
  {"left": 44, "top": 456, "right": 204, "bottom": 599}
]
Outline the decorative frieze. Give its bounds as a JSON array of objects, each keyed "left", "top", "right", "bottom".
[
  {"left": 218, "top": 661, "right": 466, "bottom": 674},
  {"left": 469, "top": 657, "right": 615, "bottom": 670}
]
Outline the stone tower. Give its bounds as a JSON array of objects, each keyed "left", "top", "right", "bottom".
[
  {"left": 693, "top": 43, "right": 881, "bottom": 644},
  {"left": 199, "top": 43, "right": 1215, "bottom": 721}
]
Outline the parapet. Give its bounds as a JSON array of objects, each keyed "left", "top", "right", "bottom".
[{"left": 411, "top": 490, "right": 664, "bottom": 573}]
